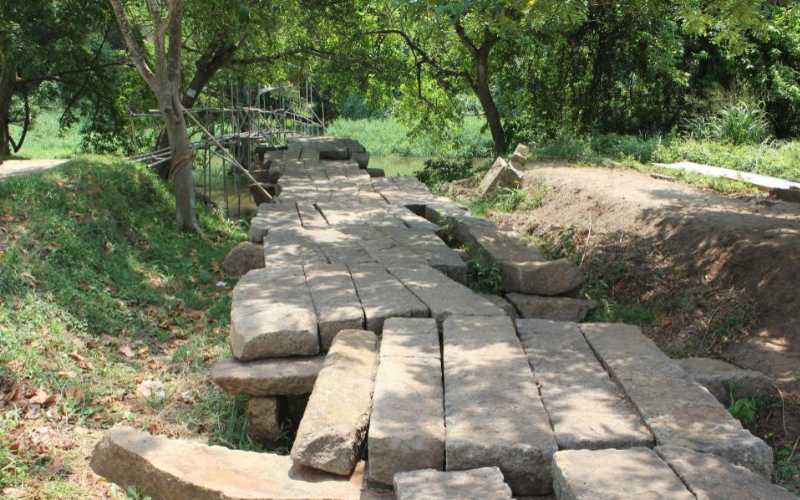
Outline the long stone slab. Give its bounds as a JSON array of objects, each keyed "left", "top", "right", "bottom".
[
  {"left": 551, "top": 448, "right": 695, "bottom": 500},
  {"left": 388, "top": 265, "right": 505, "bottom": 324},
  {"left": 249, "top": 203, "right": 302, "bottom": 243},
  {"left": 517, "top": 319, "right": 653, "bottom": 450},
  {"left": 304, "top": 264, "right": 365, "bottom": 351},
  {"left": 656, "top": 445, "right": 797, "bottom": 500},
  {"left": 580, "top": 323, "right": 773, "bottom": 478},
  {"left": 393, "top": 467, "right": 513, "bottom": 500},
  {"left": 291, "top": 330, "right": 378, "bottom": 475},
  {"left": 443, "top": 316, "right": 558, "bottom": 496},
  {"left": 211, "top": 357, "right": 324, "bottom": 396},
  {"left": 230, "top": 266, "right": 319, "bottom": 360},
  {"left": 348, "top": 263, "right": 429, "bottom": 333},
  {"left": 90, "top": 426, "right": 384, "bottom": 500},
  {"left": 379, "top": 317, "right": 439, "bottom": 359},
  {"left": 378, "top": 227, "right": 467, "bottom": 284},
  {"left": 368, "top": 356, "right": 445, "bottom": 485},
  {"left": 264, "top": 227, "right": 328, "bottom": 267}
]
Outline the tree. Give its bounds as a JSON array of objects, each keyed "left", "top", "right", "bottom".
[{"left": 109, "top": 0, "right": 199, "bottom": 232}]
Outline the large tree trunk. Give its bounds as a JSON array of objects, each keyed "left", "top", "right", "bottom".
[
  {"left": 0, "top": 59, "right": 16, "bottom": 157},
  {"left": 472, "top": 54, "right": 506, "bottom": 155},
  {"left": 159, "top": 91, "right": 198, "bottom": 231}
]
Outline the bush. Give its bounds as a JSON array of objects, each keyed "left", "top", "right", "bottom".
[
  {"left": 415, "top": 158, "right": 473, "bottom": 188},
  {"left": 684, "top": 103, "right": 772, "bottom": 145}
]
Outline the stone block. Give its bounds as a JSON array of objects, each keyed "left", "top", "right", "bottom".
[
  {"left": 304, "top": 263, "right": 365, "bottom": 351},
  {"left": 394, "top": 467, "right": 513, "bottom": 500},
  {"left": 677, "top": 357, "right": 774, "bottom": 405},
  {"left": 291, "top": 330, "right": 378, "bottom": 475},
  {"left": 478, "top": 157, "right": 521, "bottom": 196},
  {"left": 247, "top": 396, "right": 284, "bottom": 443},
  {"left": 348, "top": 263, "right": 429, "bottom": 333},
  {"left": 479, "top": 294, "right": 518, "bottom": 320},
  {"left": 379, "top": 317, "right": 440, "bottom": 359},
  {"left": 211, "top": 357, "right": 323, "bottom": 396},
  {"left": 506, "top": 294, "right": 597, "bottom": 322},
  {"left": 222, "top": 242, "right": 265, "bottom": 276}
]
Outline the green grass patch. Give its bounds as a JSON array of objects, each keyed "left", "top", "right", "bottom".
[
  {"left": 0, "top": 157, "right": 247, "bottom": 498},
  {"left": 327, "top": 116, "right": 493, "bottom": 158},
  {"left": 7, "top": 109, "right": 82, "bottom": 160}
]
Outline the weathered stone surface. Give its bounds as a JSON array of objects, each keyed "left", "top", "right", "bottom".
[
  {"left": 551, "top": 448, "right": 695, "bottom": 500},
  {"left": 466, "top": 225, "right": 584, "bottom": 296},
  {"left": 291, "top": 330, "right": 378, "bottom": 475},
  {"left": 211, "top": 357, "right": 324, "bottom": 396},
  {"left": 581, "top": 323, "right": 773, "bottom": 478},
  {"left": 348, "top": 263, "right": 429, "bottom": 333},
  {"left": 380, "top": 317, "right": 440, "bottom": 359},
  {"left": 506, "top": 294, "right": 597, "bottom": 322},
  {"left": 222, "top": 242, "right": 265, "bottom": 276},
  {"left": 678, "top": 357, "right": 774, "bottom": 405},
  {"left": 90, "top": 426, "right": 380, "bottom": 500},
  {"left": 304, "top": 264, "right": 365, "bottom": 351},
  {"left": 388, "top": 265, "right": 504, "bottom": 324},
  {"left": 443, "top": 316, "right": 558, "bottom": 496},
  {"left": 264, "top": 226, "right": 328, "bottom": 267},
  {"left": 230, "top": 266, "right": 319, "bottom": 360},
  {"left": 656, "top": 445, "right": 797, "bottom": 500},
  {"left": 247, "top": 397, "right": 283, "bottom": 443},
  {"left": 297, "top": 203, "right": 328, "bottom": 228},
  {"left": 368, "top": 357, "right": 445, "bottom": 485},
  {"left": 517, "top": 319, "right": 653, "bottom": 450},
  {"left": 393, "top": 467, "right": 513, "bottom": 500},
  {"left": 378, "top": 227, "right": 467, "bottom": 284},
  {"left": 249, "top": 203, "right": 301, "bottom": 243},
  {"left": 478, "top": 157, "right": 520, "bottom": 196},
  {"left": 479, "top": 294, "right": 518, "bottom": 320},
  {"left": 513, "top": 143, "right": 530, "bottom": 158}
]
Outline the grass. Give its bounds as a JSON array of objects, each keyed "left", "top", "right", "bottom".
[
  {"left": 0, "top": 157, "right": 252, "bottom": 499},
  {"left": 6, "top": 109, "right": 82, "bottom": 160},
  {"left": 327, "top": 116, "right": 493, "bottom": 158}
]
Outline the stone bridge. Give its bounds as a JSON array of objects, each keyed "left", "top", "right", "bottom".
[{"left": 90, "top": 137, "right": 791, "bottom": 500}]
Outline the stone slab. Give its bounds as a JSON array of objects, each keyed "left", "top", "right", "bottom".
[
  {"left": 230, "top": 266, "right": 319, "bottom": 360},
  {"left": 211, "top": 357, "right": 324, "bottom": 396},
  {"left": 388, "top": 265, "right": 505, "bottom": 324},
  {"left": 348, "top": 263, "right": 429, "bottom": 333},
  {"left": 581, "top": 323, "right": 773, "bottom": 478},
  {"left": 297, "top": 203, "right": 329, "bottom": 228},
  {"left": 368, "top": 356, "right": 445, "bottom": 485},
  {"left": 393, "top": 467, "right": 513, "bottom": 500},
  {"left": 656, "top": 445, "right": 797, "bottom": 500},
  {"left": 90, "top": 426, "right": 380, "bottom": 500},
  {"left": 249, "top": 203, "right": 302, "bottom": 243},
  {"left": 304, "top": 264, "right": 365, "bottom": 351},
  {"left": 291, "top": 330, "right": 378, "bottom": 475},
  {"left": 551, "top": 448, "right": 695, "bottom": 500},
  {"left": 677, "top": 357, "right": 774, "bottom": 405},
  {"left": 379, "top": 227, "right": 467, "bottom": 284},
  {"left": 479, "top": 294, "right": 518, "bottom": 320},
  {"left": 478, "top": 157, "right": 520, "bottom": 196},
  {"left": 379, "top": 317, "right": 440, "bottom": 359},
  {"left": 264, "top": 227, "right": 328, "bottom": 267},
  {"left": 506, "top": 294, "right": 597, "bottom": 322},
  {"left": 517, "top": 319, "right": 653, "bottom": 450},
  {"left": 443, "top": 316, "right": 558, "bottom": 496}
]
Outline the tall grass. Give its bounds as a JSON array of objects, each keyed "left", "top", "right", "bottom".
[
  {"left": 684, "top": 103, "right": 772, "bottom": 145},
  {"left": 7, "top": 108, "right": 82, "bottom": 159},
  {"left": 327, "top": 116, "right": 493, "bottom": 158}
]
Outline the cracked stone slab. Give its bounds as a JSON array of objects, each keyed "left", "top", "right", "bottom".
[
  {"left": 388, "top": 265, "right": 504, "bottom": 324},
  {"left": 229, "top": 266, "right": 319, "bottom": 360},
  {"left": 656, "top": 445, "right": 797, "bottom": 500},
  {"left": 581, "top": 322, "right": 773, "bottom": 478},
  {"left": 348, "top": 263, "right": 429, "bottom": 333},
  {"left": 517, "top": 319, "right": 653, "bottom": 450},
  {"left": 443, "top": 316, "right": 558, "bottom": 496},
  {"left": 211, "top": 356, "right": 324, "bottom": 396},
  {"left": 552, "top": 448, "right": 695, "bottom": 500},
  {"left": 291, "top": 330, "right": 378, "bottom": 475},
  {"left": 394, "top": 467, "right": 513, "bottom": 500},
  {"left": 304, "top": 263, "right": 365, "bottom": 351},
  {"left": 90, "top": 426, "right": 383, "bottom": 500}
]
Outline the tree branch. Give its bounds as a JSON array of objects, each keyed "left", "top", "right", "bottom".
[
  {"left": 365, "top": 29, "right": 469, "bottom": 79},
  {"left": 108, "top": 0, "right": 157, "bottom": 90}
]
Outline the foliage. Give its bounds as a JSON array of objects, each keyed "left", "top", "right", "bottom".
[
  {"left": 470, "top": 183, "right": 546, "bottom": 218},
  {"left": 465, "top": 246, "right": 503, "bottom": 295},
  {"left": 0, "top": 158, "right": 249, "bottom": 497},
  {"left": 8, "top": 108, "right": 82, "bottom": 159},
  {"left": 416, "top": 158, "right": 474, "bottom": 188},
  {"left": 775, "top": 442, "right": 800, "bottom": 493},
  {"left": 684, "top": 103, "right": 772, "bottom": 145}
]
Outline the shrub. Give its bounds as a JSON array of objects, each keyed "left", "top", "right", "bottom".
[
  {"left": 684, "top": 103, "right": 772, "bottom": 145},
  {"left": 415, "top": 158, "right": 473, "bottom": 188}
]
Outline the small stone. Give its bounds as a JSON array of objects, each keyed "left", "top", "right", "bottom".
[
  {"left": 247, "top": 397, "right": 283, "bottom": 443},
  {"left": 677, "top": 357, "right": 774, "bottom": 405},
  {"left": 222, "top": 242, "right": 265, "bottom": 276},
  {"left": 506, "top": 294, "right": 597, "bottom": 322},
  {"left": 291, "top": 330, "right": 378, "bottom": 475},
  {"left": 393, "top": 467, "right": 513, "bottom": 500}
]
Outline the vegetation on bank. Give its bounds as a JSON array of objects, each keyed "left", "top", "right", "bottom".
[{"left": 0, "top": 159, "right": 258, "bottom": 499}]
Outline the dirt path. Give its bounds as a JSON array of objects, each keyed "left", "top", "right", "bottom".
[
  {"left": 0, "top": 159, "right": 68, "bottom": 179},
  {"left": 518, "top": 163, "right": 800, "bottom": 391}
]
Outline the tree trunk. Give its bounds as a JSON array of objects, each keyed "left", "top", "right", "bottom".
[
  {"left": 159, "top": 91, "right": 198, "bottom": 231},
  {"left": 0, "top": 59, "right": 16, "bottom": 157},
  {"left": 472, "top": 54, "right": 506, "bottom": 154}
]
